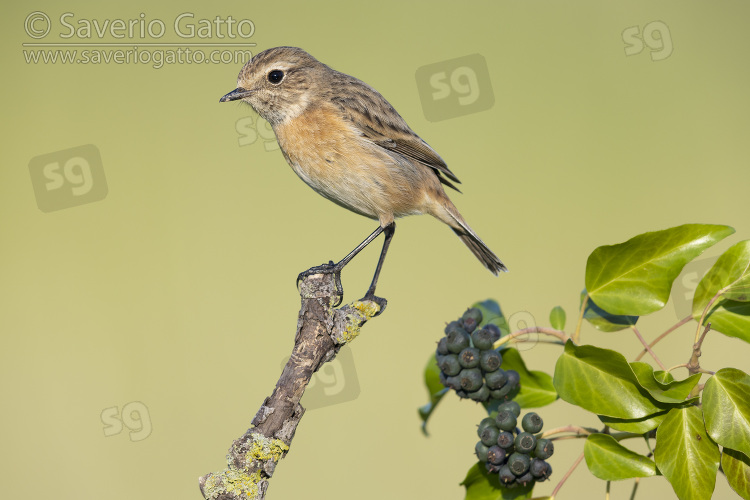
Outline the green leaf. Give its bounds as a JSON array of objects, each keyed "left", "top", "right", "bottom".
[
  {"left": 553, "top": 341, "right": 664, "bottom": 419},
  {"left": 472, "top": 299, "right": 510, "bottom": 335},
  {"left": 461, "top": 462, "right": 534, "bottom": 500},
  {"left": 549, "top": 306, "right": 566, "bottom": 331},
  {"left": 497, "top": 348, "right": 557, "bottom": 408},
  {"left": 723, "top": 448, "right": 750, "bottom": 500},
  {"left": 584, "top": 433, "right": 658, "bottom": 480},
  {"left": 629, "top": 362, "right": 700, "bottom": 404},
  {"left": 653, "top": 370, "right": 676, "bottom": 384},
  {"left": 695, "top": 240, "right": 750, "bottom": 303},
  {"left": 581, "top": 290, "right": 638, "bottom": 332},
  {"left": 655, "top": 406, "right": 720, "bottom": 500},
  {"left": 598, "top": 410, "right": 669, "bottom": 433},
  {"left": 703, "top": 368, "right": 750, "bottom": 458},
  {"left": 586, "top": 224, "right": 734, "bottom": 316},
  {"left": 697, "top": 301, "right": 750, "bottom": 343},
  {"left": 418, "top": 353, "right": 449, "bottom": 436},
  {"left": 693, "top": 242, "right": 750, "bottom": 342}
]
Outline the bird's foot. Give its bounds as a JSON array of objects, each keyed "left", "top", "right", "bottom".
[
  {"left": 297, "top": 261, "right": 345, "bottom": 307},
  {"left": 361, "top": 292, "right": 387, "bottom": 317}
]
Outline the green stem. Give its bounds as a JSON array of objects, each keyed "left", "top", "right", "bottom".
[
  {"left": 551, "top": 452, "right": 585, "bottom": 499},
  {"left": 630, "top": 325, "right": 667, "bottom": 371},
  {"left": 573, "top": 294, "right": 589, "bottom": 344},
  {"left": 634, "top": 315, "right": 692, "bottom": 362},
  {"left": 629, "top": 477, "right": 640, "bottom": 500},
  {"left": 694, "top": 290, "right": 724, "bottom": 344},
  {"left": 493, "top": 327, "right": 570, "bottom": 349}
]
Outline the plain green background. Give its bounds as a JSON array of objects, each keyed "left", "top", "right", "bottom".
[{"left": 2, "top": 1, "right": 749, "bottom": 499}]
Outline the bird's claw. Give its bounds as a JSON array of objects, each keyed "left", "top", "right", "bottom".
[
  {"left": 297, "top": 261, "right": 345, "bottom": 307},
  {"left": 361, "top": 293, "right": 387, "bottom": 317}
]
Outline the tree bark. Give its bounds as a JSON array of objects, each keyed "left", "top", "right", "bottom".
[{"left": 199, "top": 271, "right": 382, "bottom": 499}]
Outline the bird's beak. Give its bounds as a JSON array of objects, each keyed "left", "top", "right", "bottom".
[{"left": 220, "top": 87, "right": 254, "bottom": 102}]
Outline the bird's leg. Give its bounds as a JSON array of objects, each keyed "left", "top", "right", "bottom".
[
  {"left": 362, "top": 222, "right": 395, "bottom": 315},
  {"left": 297, "top": 224, "right": 387, "bottom": 306}
]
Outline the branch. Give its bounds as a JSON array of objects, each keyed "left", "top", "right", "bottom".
[
  {"left": 633, "top": 315, "right": 692, "bottom": 362},
  {"left": 198, "top": 271, "right": 383, "bottom": 499},
  {"left": 630, "top": 325, "right": 666, "bottom": 371},
  {"left": 494, "top": 327, "right": 571, "bottom": 349}
]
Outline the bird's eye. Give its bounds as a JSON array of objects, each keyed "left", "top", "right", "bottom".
[{"left": 267, "top": 70, "right": 284, "bottom": 84}]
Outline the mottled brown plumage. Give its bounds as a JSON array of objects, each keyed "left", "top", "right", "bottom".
[{"left": 220, "top": 47, "right": 506, "bottom": 303}]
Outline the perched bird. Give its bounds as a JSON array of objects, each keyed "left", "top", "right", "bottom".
[{"left": 220, "top": 47, "right": 506, "bottom": 307}]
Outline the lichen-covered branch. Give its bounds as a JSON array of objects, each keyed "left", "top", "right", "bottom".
[{"left": 199, "top": 272, "right": 382, "bottom": 500}]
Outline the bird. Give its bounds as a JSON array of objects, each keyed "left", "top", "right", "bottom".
[{"left": 220, "top": 46, "right": 506, "bottom": 309}]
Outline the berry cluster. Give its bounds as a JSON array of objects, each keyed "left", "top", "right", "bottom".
[
  {"left": 436, "top": 308, "right": 520, "bottom": 402},
  {"left": 475, "top": 402, "right": 554, "bottom": 488}
]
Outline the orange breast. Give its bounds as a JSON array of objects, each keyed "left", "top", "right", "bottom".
[{"left": 273, "top": 105, "right": 437, "bottom": 224}]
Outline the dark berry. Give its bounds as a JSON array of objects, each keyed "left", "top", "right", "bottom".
[
  {"left": 475, "top": 441, "right": 489, "bottom": 462},
  {"left": 455, "top": 390, "right": 468, "bottom": 398},
  {"left": 497, "top": 431, "right": 515, "bottom": 449},
  {"left": 436, "top": 337, "right": 449, "bottom": 355},
  {"left": 497, "top": 401, "right": 521, "bottom": 418},
  {"left": 534, "top": 438, "right": 554, "bottom": 459},
  {"left": 446, "top": 329, "right": 471, "bottom": 354},
  {"left": 486, "top": 462, "right": 502, "bottom": 474},
  {"left": 471, "top": 328, "right": 494, "bottom": 350},
  {"left": 516, "top": 471, "right": 534, "bottom": 486},
  {"left": 522, "top": 412, "right": 543, "bottom": 433},
  {"left": 496, "top": 410, "right": 517, "bottom": 431},
  {"left": 461, "top": 308, "right": 483, "bottom": 333},
  {"left": 508, "top": 452, "right": 531, "bottom": 476},
  {"left": 444, "top": 320, "right": 465, "bottom": 336},
  {"left": 477, "top": 417, "right": 497, "bottom": 437},
  {"left": 530, "top": 458, "right": 551, "bottom": 480},
  {"left": 458, "top": 347, "right": 480, "bottom": 368},
  {"left": 514, "top": 432, "right": 537, "bottom": 453},
  {"left": 484, "top": 324, "right": 502, "bottom": 342},
  {"left": 487, "top": 445, "right": 506, "bottom": 465},
  {"left": 498, "top": 464, "right": 515, "bottom": 485},
  {"left": 444, "top": 375, "right": 461, "bottom": 391},
  {"left": 484, "top": 369, "right": 507, "bottom": 390},
  {"left": 505, "top": 369, "right": 520, "bottom": 389},
  {"left": 480, "top": 425, "right": 500, "bottom": 446},
  {"left": 479, "top": 349, "right": 502, "bottom": 372},
  {"left": 467, "top": 384, "right": 490, "bottom": 402},
  {"left": 438, "top": 354, "right": 461, "bottom": 376},
  {"left": 459, "top": 368, "right": 483, "bottom": 392}
]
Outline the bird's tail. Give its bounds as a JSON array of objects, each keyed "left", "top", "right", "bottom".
[{"left": 439, "top": 202, "right": 507, "bottom": 275}]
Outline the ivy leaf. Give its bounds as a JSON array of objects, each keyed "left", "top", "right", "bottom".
[
  {"left": 584, "top": 433, "right": 658, "bottom": 480},
  {"left": 693, "top": 241, "right": 750, "bottom": 342},
  {"left": 703, "top": 368, "right": 750, "bottom": 458},
  {"left": 418, "top": 353, "right": 448, "bottom": 436},
  {"left": 498, "top": 348, "right": 557, "bottom": 408},
  {"left": 629, "top": 362, "right": 700, "bottom": 404},
  {"left": 461, "top": 462, "right": 534, "bottom": 500},
  {"left": 581, "top": 290, "right": 638, "bottom": 332},
  {"left": 553, "top": 341, "right": 664, "bottom": 419},
  {"left": 722, "top": 448, "right": 750, "bottom": 500},
  {"left": 586, "top": 224, "right": 734, "bottom": 316},
  {"left": 472, "top": 299, "right": 510, "bottom": 335},
  {"left": 654, "top": 406, "right": 720, "bottom": 500},
  {"left": 549, "top": 306, "right": 566, "bottom": 331},
  {"left": 598, "top": 410, "right": 669, "bottom": 434}
]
